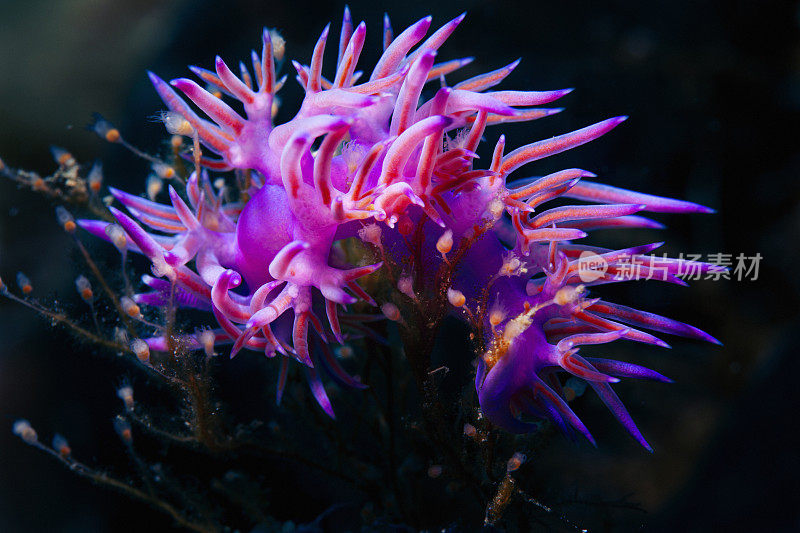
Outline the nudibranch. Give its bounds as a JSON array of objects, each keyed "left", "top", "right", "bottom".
[{"left": 79, "top": 8, "right": 719, "bottom": 448}]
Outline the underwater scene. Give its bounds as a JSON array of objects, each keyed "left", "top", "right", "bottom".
[{"left": 1, "top": 1, "right": 797, "bottom": 531}]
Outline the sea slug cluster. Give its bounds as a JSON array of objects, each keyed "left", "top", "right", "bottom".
[{"left": 66, "top": 9, "right": 719, "bottom": 449}]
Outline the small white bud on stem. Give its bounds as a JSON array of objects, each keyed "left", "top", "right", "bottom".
[
  {"left": 12, "top": 419, "right": 38, "bottom": 444},
  {"left": 130, "top": 338, "right": 150, "bottom": 363},
  {"left": 436, "top": 229, "right": 453, "bottom": 255}
]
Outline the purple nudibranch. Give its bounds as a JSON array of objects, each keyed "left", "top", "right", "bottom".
[{"left": 78, "top": 9, "right": 719, "bottom": 447}]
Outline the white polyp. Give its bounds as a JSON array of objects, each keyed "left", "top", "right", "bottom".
[
  {"left": 113, "top": 415, "right": 132, "bottom": 444},
  {"left": 358, "top": 223, "right": 383, "bottom": 248},
  {"left": 75, "top": 275, "right": 92, "bottom": 301},
  {"left": 487, "top": 197, "right": 504, "bottom": 220},
  {"left": 105, "top": 224, "right": 127, "bottom": 252},
  {"left": 198, "top": 329, "right": 216, "bottom": 357},
  {"left": 121, "top": 296, "right": 141, "bottom": 318},
  {"left": 506, "top": 452, "right": 526, "bottom": 473},
  {"left": 436, "top": 229, "right": 453, "bottom": 255},
  {"left": 499, "top": 252, "right": 523, "bottom": 276},
  {"left": 161, "top": 111, "right": 195, "bottom": 136},
  {"left": 52, "top": 434, "right": 70, "bottom": 455},
  {"left": 381, "top": 302, "right": 401, "bottom": 322},
  {"left": 87, "top": 162, "right": 103, "bottom": 188},
  {"left": 16, "top": 272, "right": 32, "bottom": 293},
  {"left": 447, "top": 288, "right": 466, "bottom": 307},
  {"left": 489, "top": 304, "right": 506, "bottom": 327},
  {"left": 398, "top": 276, "right": 415, "bottom": 299},
  {"left": 55, "top": 206, "right": 74, "bottom": 228},
  {"left": 12, "top": 419, "right": 38, "bottom": 444},
  {"left": 270, "top": 30, "right": 286, "bottom": 61},
  {"left": 131, "top": 338, "right": 150, "bottom": 362},
  {"left": 117, "top": 385, "right": 134, "bottom": 410},
  {"left": 335, "top": 345, "right": 354, "bottom": 359},
  {"left": 554, "top": 285, "right": 584, "bottom": 306},
  {"left": 146, "top": 175, "right": 163, "bottom": 200},
  {"left": 151, "top": 162, "right": 175, "bottom": 180}
]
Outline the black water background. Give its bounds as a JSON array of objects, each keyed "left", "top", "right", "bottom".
[{"left": 1, "top": 0, "right": 798, "bottom": 531}]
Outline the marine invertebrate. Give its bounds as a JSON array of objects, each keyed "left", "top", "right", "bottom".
[
  {"left": 69, "top": 9, "right": 718, "bottom": 447},
  {"left": 1, "top": 8, "right": 728, "bottom": 529}
]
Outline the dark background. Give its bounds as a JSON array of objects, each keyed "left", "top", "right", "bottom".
[{"left": 1, "top": 0, "right": 798, "bottom": 531}]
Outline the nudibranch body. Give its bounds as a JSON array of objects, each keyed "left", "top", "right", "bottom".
[{"left": 80, "top": 9, "right": 718, "bottom": 447}]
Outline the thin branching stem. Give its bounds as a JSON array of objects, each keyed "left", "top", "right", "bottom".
[
  {"left": 72, "top": 235, "right": 137, "bottom": 336},
  {"left": 25, "top": 440, "right": 219, "bottom": 533}
]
